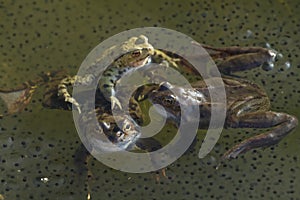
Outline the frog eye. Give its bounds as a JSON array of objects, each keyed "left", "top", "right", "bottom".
[
  {"left": 116, "top": 131, "right": 123, "bottom": 138},
  {"left": 163, "top": 97, "right": 175, "bottom": 105},
  {"left": 131, "top": 50, "right": 141, "bottom": 57},
  {"left": 123, "top": 123, "right": 131, "bottom": 132}
]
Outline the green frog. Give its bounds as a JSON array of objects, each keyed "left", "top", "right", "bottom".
[
  {"left": 1, "top": 40, "right": 297, "bottom": 200},
  {"left": 1, "top": 41, "right": 296, "bottom": 160},
  {"left": 0, "top": 70, "right": 161, "bottom": 200},
  {"left": 57, "top": 35, "right": 179, "bottom": 113}
]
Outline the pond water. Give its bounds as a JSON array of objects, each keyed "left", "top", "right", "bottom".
[{"left": 0, "top": 0, "right": 299, "bottom": 199}]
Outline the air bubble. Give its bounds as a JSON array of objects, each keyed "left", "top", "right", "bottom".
[
  {"left": 284, "top": 61, "right": 291, "bottom": 69},
  {"left": 246, "top": 29, "right": 253, "bottom": 38},
  {"left": 262, "top": 62, "right": 274, "bottom": 71}
]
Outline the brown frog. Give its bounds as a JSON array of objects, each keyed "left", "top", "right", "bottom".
[
  {"left": 136, "top": 45, "right": 298, "bottom": 162},
  {"left": 1, "top": 43, "right": 296, "bottom": 161},
  {"left": 1, "top": 41, "right": 297, "bottom": 200}
]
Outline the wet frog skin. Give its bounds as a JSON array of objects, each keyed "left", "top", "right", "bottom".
[
  {"left": 57, "top": 35, "right": 179, "bottom": 113},
  {"left": 43, "top": 72, "right": 147, "bottom": 152},
  {"left": 0, "top": 70, "right": 144, "bottom": 151},
  {"left": 0, "top": 71, "right": 157, "bottom": 200},
  {"left": 1, "top": 41, "right": 298, "bottom": 200},
  {"left": 1, "top": 41, "right": 297, "bottom": 160},
  {"left": 137, "top": 51, "right": 298, "bottom": 161}
]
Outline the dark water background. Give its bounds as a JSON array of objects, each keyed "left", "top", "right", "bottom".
[{"left": 0, "top": 0, "right": 299, "bottom": 199}]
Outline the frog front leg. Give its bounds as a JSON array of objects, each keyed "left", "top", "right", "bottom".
[
  {"left": 223, "top": 111, "right": 298, "bottom": 161},
  {"left": 98, "top": 67, "right": 127, "bottom": 110}
]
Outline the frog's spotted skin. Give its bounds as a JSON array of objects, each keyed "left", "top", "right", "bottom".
[
  {"left": 1, "top": 1, "right": 300, "bottom": 200},
  {"left": 98, "top": 47, "right": 153, "bottom": 110},
  {"left": 1, "top": 38, "right": 297, "bottom": 200},
  {"left": 57, "top": 35, "right": 153, "bottom": 113},
  {"left": 58, "top": 35, "right": 179, "bottom": 113}
]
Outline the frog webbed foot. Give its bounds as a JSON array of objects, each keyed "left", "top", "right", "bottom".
[{"left": 222, "top": 111, "right": 298, "bottom": 161}]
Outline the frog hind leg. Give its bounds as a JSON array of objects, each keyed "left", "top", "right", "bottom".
[
  {"left": 74, "top": 144, "right": 93, "bottom": 200},
  {"left": 0, "top": 71, "right": 56, "bottom": 115},
  {"left": 201, "top": 45, "right": 277, "bottom": 75},
  {"left": 222, "top": 111, "right": 298, "bottom": 161},
  {"left": 0, "top": 83, "right": 37, "bottom": 115},
  {"left": 217, "top": 51, "right": 276, "bottom": 75}
]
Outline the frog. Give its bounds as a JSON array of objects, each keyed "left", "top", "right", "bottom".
[
  {"left": 38, "top": 71, "right": 147, "bottom": 152},
  {"left": 57, "top": 35, "right": 180, "bottom": 113},
  {"left": 1, "top": 69, "right": 163, "bottom": 200},
  {"left": 0, "top": 70, "right": 63, "bottom": 116},
  {"left": 1, "top": 41, "right": 297, "bottom": 200},
  {"left": 135, "top": 48, "right": 298, "bottom": 163},
  {"left": 46, "top": 73, "right": 169, "bottom": 199},
  {"left": 2, "top": 41, "right": 296, "bottom": 160}
]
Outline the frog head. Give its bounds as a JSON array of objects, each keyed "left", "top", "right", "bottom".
[
  {"left": 119, "top": 35, "right": 154, "bottom": 67},
  {"left": 100, "top": 115, "right": 141, "bottom": 150}
]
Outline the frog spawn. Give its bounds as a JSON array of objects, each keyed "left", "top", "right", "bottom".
[
  {"left": 0, "top": 46, "right": 298, "bottom": 200},
  {"left": 0, "top": 0, "right": 300, "bottom": 200},
  {"left": 0, "top": 44, "right": 298, "bottom": 200}
]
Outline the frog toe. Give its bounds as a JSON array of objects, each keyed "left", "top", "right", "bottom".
[
  {"left": 110, "top": 96, "right": 122, "bottom": 110},
  {"left": 64, "top": 96, "right": 82, "bottom": 113}
]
